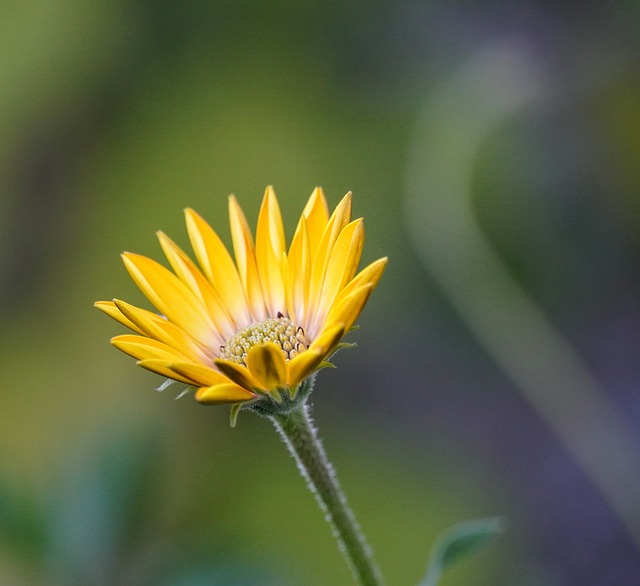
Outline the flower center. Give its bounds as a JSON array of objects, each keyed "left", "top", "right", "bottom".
[{"left": 219, "top": 314, "right": 309, "bottom": 366}]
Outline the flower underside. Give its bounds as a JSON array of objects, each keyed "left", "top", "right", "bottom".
[{"left": 95, "top": 186, "right": 387, "bottom": 407}]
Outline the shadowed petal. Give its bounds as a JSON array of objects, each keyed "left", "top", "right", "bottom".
[
  {"left": 166, "top": 362, "right": 229, "bottom": 387},
  {"left": 214, "top": 359, "right": 265, "bottom": 392},
  {"left": 246, "top": 342, "right": 287, "bottom": 391},
  {"left": 287, "top": 324, "right": 344, "bottom": 386},
  {"left": 195, "top": 384, "right": 256, "bottom": 404},
  {"left": 136, "top": 359, "right": 197, "bottom": 385}
]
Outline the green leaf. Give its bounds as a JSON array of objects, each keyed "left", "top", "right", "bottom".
[{"left": 418, "top": 517, "right": 505, "bottom": 586}]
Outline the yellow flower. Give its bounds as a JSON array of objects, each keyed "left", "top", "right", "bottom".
[{"left": 95, "top": 187, "right": 386, "bottom": 407}]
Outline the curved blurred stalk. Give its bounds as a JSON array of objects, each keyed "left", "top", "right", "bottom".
[{"left": 404, "top": 43, "right": 640, "bottom": 548}]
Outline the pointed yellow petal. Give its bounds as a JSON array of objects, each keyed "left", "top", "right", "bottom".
[
  {"left": 136, "top": 359, "right": 198, "bottom": 385},
  {"left": 246, "top": 342, "right": 287, "bottom": 391},
  {"left": 113, "top": 299, "right": 210, "bottom": 362},
  {"left": 286, "top": 217, "right": 311, "bottom": 324},
  {"left": 300, "top": 187, "right": 329, "bottom": 260},
  {"left": 255, "top": 187, "right": 286, "bottom": 316},
  {"left": 307, "top": 322, "right": 346, "bottom": 354},
  {"left": 95, "top": 301, "right": 145, "bottom": 335},
  {"left": 330, "top": 257, "right": 387, "bottom": 311},
  {"left": 111, "top": 334, "right": 191, "bottom": 363},
  {"left": 184, "top": 208, "right": 251, "bottom": 324},
  {"left": 310, "top": 218, "right": 364, "bottom": 336},
  {"left": 214, "top": 359, "right": 264, "bottom": 392},
  {"left": 287, "top": 324, "right": 344, "bottom": 386},
  {"left": 121, "top": 252, "right": 218, "bottom": 348},
  {"left": 306, "top": 192, "right": 352, "bottom": 329},
  {"left": 323, "top": 284, "right": 374, "bottom": 333},
  {"left": 282, "top": 252, "right": 294, "bottom": 322},
  {"left": 157, "top": 231, "right": 236, "bottom": 339},
  {"left": 344, "top": 257, "right": 387, "bottom": 292},
  {"left": 195, "top": 383, "right": 256, "bottom": 404},
  {"left": 165, "top": 362, "right": 229, "bottom": 387},
  {"left": 228, "top": 196, "right": 267, "bottom": 321}
]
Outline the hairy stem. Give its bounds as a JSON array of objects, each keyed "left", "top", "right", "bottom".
[{"left": 270, "top": 403, "right": 384, "bottom": 586}]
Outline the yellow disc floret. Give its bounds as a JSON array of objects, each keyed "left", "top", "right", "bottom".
[{"left": 219, "top": 314, "right": 309, "bottom": 366}]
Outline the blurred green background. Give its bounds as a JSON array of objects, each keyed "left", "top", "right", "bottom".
[{"left": 2, "top": 1, "right": 640, "bottom": 584}]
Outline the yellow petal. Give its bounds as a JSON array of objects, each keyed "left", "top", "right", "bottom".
[
  {"left": 330, "top": 257, "right": 387, "bottom": 311},
  {"left": 113, "top": 299, "right": 210, "bottom": 362},
  {"left": 136, "top": 359, "right": 198, "bottom": 385},
  {"left": 228, "top": 196, "right": 267, "bottom": 321},
  {"left": 195, "top": 383, "right": 256, "bottom": 404},
  {"left": 287, "top": 324, "right": 345, "bottom": 386},
  {"left": 306, "top": 192, "right": 352, "bottom": 327},
  {"left": 94, "top": 301, "right": 145, "bottom": 335},
  {"left": 157, "top": 231, "right": 236, "bottom": 339},
  {"left": 285, "top": 217, "right": 311, "bottom": 324},
  {"left": 165, "top": 362, "right": 229, "bottom": 387},
  {"left": 323, "top": 284, "right": 374, "bottom": 333},
  {"left": 300, "top": 187, "right": 329, "bottom": 260},
  {"left": 310, "top": 218, "right": 364, "bottom": 336},
  {"left": 214, "top": 359, "right": 264, "bottom": 392},
  {"left": 255, "top": 186, "right": 286, "bottom": 316},
  {"left": 307, "top": 322, "right": 346, "bottom": 354},
  {"left": 184, "top": 208, "right": 251, "bottom": 324},
  {"left": 121, "top": 252, "right": 218, "bottom": 348},
  {"left": 111, "top": 334, "right": 191, "bottom": 363},
  {"left": 246, "top": 342, "right": 287, "bottom": 391}
]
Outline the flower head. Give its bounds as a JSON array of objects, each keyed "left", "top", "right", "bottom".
[{"left": 96, "top": 187, "right": 386, "bottom": 410}]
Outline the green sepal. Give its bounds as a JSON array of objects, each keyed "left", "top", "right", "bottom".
[
  {"left": 418, "top": 517, "right": 505, "bottom": 586},
  {"left": 288, "top": 382, "right": 301, "bottom": 399},
  {"left": 229, "top": 404, "right": 242, "bottom": 427},
  {"left": 244, "top": 374, "right": 317, "bottom": 417},
  {"left": 251, "top": 386, "right": 285, "bottom": 404},
  {"left": 294, "top": 374, "right": 316, "bottom": 402},
  {"left": 326, "top": 341, "right": 356, "bottom": 362},
  {"left": 317, "top": 361, "right": 336, "bottom": 370}
]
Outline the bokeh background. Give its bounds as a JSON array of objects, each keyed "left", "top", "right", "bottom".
[{"left": 2, "top": 1, "right": 640, "bottom": 584}]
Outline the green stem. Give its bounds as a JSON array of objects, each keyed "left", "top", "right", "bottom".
[{"left": 270, "top": 403, "right": 384, "bottom": 586}]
